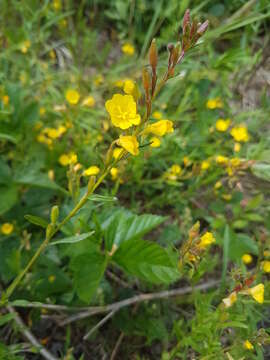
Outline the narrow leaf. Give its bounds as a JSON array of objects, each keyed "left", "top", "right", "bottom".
[
  {"left": 50, "top": 231, "right": 95, "bottom": 246},
  {"left": 24, "top": 215, "right": 48, "bottom": 228}
]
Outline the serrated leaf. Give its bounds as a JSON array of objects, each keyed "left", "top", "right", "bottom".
[
  {"left": 70, "top": 251, "right": 107, "bottom": 303},
  {"left": 103, "top": 209, "right": 165, "bottom": 251},
  {"left": 113, "top": 239, "right": 180, "bottom": 284},
  {"left": 24, "top": 214, "right": 48, "bottom": 228},
  {"left": 50, "top": 231, "right": 95, "bottom": 246}
]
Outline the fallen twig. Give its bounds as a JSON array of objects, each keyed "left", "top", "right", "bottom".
[
  {"left": 7, "top": 305, "right": 58, "bottom": 360},
  {"left": 60, "top": 279, "right": 220, "bottom": 326},
  {"left": 83, "top": 310, "right": 116, "bottom": 341}
]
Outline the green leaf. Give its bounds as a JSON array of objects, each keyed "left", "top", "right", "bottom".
[
  {"left": 251, "top": 163, "right": 270, "bottom": 182},
  {"left": 113, "top": 239, "right": 180, "bottom": 284},
  {"left": 88, "top": 194, "right": 118, "bottom": 203},
  {"left": 103, "top": 209, "right": 165, "bottom": 251},
  {"left": 0, "top": 313, "right": 15, "bottom": 327},
  {"left": 218, "top": 321, "right": 248, "bottom": 329},
  {"left": 70, "top": 251, "right": 107, "bottom": 303},
  {"left": 228, "top": 233, "right": 258, "bottom": 261},
  {"left": 50, "top": 231, "right": 95, "bottom": 246},
  {"left": 14, "top": 171, "right": 66, "bottom": 193},
  {"left": 0, "top": 185, "right": 18, "bottom": 215},
  {"left": 24, "top": 214, "right": 48, "bottom": 228},
  {"left": 0, "top": 133, "right": 18, "bottom": 144}
]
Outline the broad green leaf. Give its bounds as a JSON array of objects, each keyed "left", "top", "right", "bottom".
[
  {"left": 228, "top": 233, "right": 258, "bottom": 261},
  {"left": 14, "top": 171, "right": 66, "bottom": 193},
  {"left": 0, "top": 133, "right": 18, "bottom": 144},
  {"left": 0, "top": 185, "right": 18, "bottom": 215},
  {"left": 0, "top": 313, "right": 15, "bottom": 327},
  {"left": 113, "top": 239, "right": 180, "bottom": 284},
  {"left": 24, "top": 214, "right": 48, "bottom": 228},
  {"left": 103, "top": 209, "right": 165, "bottom": 251},
  {"left": 251, "top": 163, "right": 270, "bottom": 182},
  {"left": 50, "top": 231, "right": 95, "bottom": 246},
  {"left": 0, "top": 159, "right": 12, "bottom": 184},
  {"left": 70, "top": 251, "right": 107, "bottom": 303}
]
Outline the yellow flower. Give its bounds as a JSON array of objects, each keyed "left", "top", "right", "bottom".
[
  {"left": 150, "top": 137, "right": 161, "bottom": 148},
  {"left": 58, "top": 152, "right": 77, "bottom": 166},
  {"left": 242, "top": 254, "right": 252, "bottom": 264},
  {"left": 82, "top": 96, "right": 95, "bottom": 107},
  {"left": 114, "top": 80, "right": 124, "bottom": 88},
  {"left": 214, "top": 181, "right": 222, "bottom": 190},
  {"left": 201, "top": 160, "right": 210, "bottom": 170},
  {"left": 171, "top": 164, "right": 182, "bottom": 175},
  {"left": 110, "top": 167, "right": 118, "bottom": 180},
  {"left": 65, "top": 89, "right": 80, "bottom": 105},
  {"left": 206, "top": 97, "right": 223, "bottom": 109},
  {"left": 84, "top": 166, "right": 100, "bottom": 176},
  {"left": 1, "top": 223, "right": 14, "bottom": 235},
  {"left": 113, "top": 148, "right": 124, "bottom": 160},
  {"left": 262, "top": 260, "right": 270, "bottom": 273},
  {"left": 183, "top": 157, "right": 190, "bottom": 167},
  {"left": 105, "top": 94, "right": 140, "bottom": 129},
  {"left": 121, "top": 43, "right": 135, "bottom": 56},
  {"left": 222, "top": 194, "right": 232, "bottom": 201},
  {"left": 48, "top": 275, "right": 56, "bottom": 283},
  {"left": 152, "top": 111, "right": 162, "bottom": 120},
  {"left": 94, "top": 74, "right": 104, "bottom": 86},
  {"left": 216, "top": 155, "right": 229, "bottom": 165},
  {"left": 243, "top": 340, "right": 254, "bottom": 351},
  {"left": 248, "top": 284, "right": 264, "bottom": 304},
  {"left": 20, "top": 40, "right": 31, "bottom": 54},
  {"left": 222, "top": 291, "right": 237, "bottom": 308},
  {"left": 144, "top": 120, "right": 174, "bottom": 136},
  {"left": 39, "top": 107, "right": 46, "bottom": 116},
  {"left": 234, "top": 142, "right": 241, "bottom": 152},
  {"left": 48, "top": 170, "right": 55, "bottom": 180},
  {"left": 53, "top": 0, "right": 61, "bottom": 10},
  {"left": 117, "top": 135, "right": 139, "bottom": 156},
  {"left": 230, "top": 158, "right": 241, "bottom": 167},
  {"left": 123, "top": 80, "right": 135, "bottom": 95},
  {"left": 215, "top": 118, "right": 231, "bottom": 132},
  {"left": 264, "top": 250, "right": 270, "bottom": 258},
  {"left": 2, "top": 95, "right": 9, "bottom": 105},
  {"left": 230, "top": 126, "right": 249, "bottom": 142},
  {"left": 46, "top": 128, "right": 59, "bottom": 139},
  {"left": 198, "top": 232, "right": 215, "bottom": 249}
]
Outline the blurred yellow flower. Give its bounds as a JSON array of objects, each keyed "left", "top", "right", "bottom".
[
  {"left": 206, "top": 97, "right": 223, "bottom": 109},
  {"left": 171, "top": 164, "right": 182, "bottom": 175},
  {"left": 234, "top": 142, "right": 241, "bottom": 152},
  {"left": 48, "top": 275, "right": 56, "bottom": 283},
  {"left": 105, "top": 94, "right": 140, "bottom": 129},
  {"left": 242, "top": 254, "right": 252, "bottom": 264},
  {"left": 110, "top": 167, "right": 118, "bottom": 180},
  {"left": 121, "top": 43, "right": 135, "bottom": 56},
  {"left": 222, "top": 291, "right": 237, "bottom": 308},
  {"left": 248, "top": 284, "right": 264, "bottom": 304},
  {"left": 82, "top": 96, "right": 95, "bottom": 107},
  {"left": 230, "top": 126, "right": 249, "bottom": 142},
  {"left": 123, "top": 80, "right": 135, "bottom": 95},
  {"left": 114, "top": 80, "right": 124, "bottom": 88},
  {"left": 39, "top": 107, "right": 46, "bottom": 116},
  {"left": 58, "top": 152, "right": 77, "bottom": 166},
  {"left": 113, "top": 148, "right": 124, "bottom": 159},
  {"left": 244, "top": 340, "right": 254, "bottom": 351},
  {"left": 2, "top": 95, "right": 9, "bottom": 105},
  {"left": 20, "top": 40, "right": 31, "bottom": 54},
  {"left": 262, "top": 260, "right": 270, "bottom": 273},
  {"left": 48, "top": 170, "right": 55, "bottom": 181},
  {"left": 65, "top": 89, "right": 80, "bottom": 105},
  {"left": 94, "top": 74, "right": 104, "bottom": 86},
  {"left": 152, "top": 111, "right": 162, "bottom": 120},
  {"left": 214, "top": 181, "right": 222, "bottom": 189},
  {"left": 216, "top": 155, "right": 229, "bottom": 165},
  {"left": 84, "top": 166, "right": 100, "bottom": 176},
  {"left": 150, "top": 137, "right": 161, "bottom": 148},
  {"left": 230, "top": 158, "right": 241, "bottom": 167},
  {"left": 201, "top": 160, "right": 210, "bottom": 170},
  {"left": 222, "top": 194, "right": 232, "bottom": 201},
  {"left": 198, "top": 232, "right": 215, "bottom": 249},
  {"left": 53, "top": 0, "right": 61, "bottom": 10},
  {"left": 117, "top": 135, "right": 139, "bottom": 156},
  {"left": 1, "top": 223, "right": 14, "bottom": 235},
  {"left": 144, "top": 120, "right": 174, "bottom": 136},
  {"left": 215, "top": 118, "right": 231, "bottom": 132},
  {"left": 183, "top": 157, "right": 190, "bottom": 167}
]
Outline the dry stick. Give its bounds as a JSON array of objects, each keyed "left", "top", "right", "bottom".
[
  {"left": 110, "top": 332, "right": 125, "bottom": 360},
  {"left": 7, "top": 305, "right": 58, "bottom": 360},
  {"left": 83, "top": 310, "right": 116, "bottom": 341},
  {"left": 60, "top": 279, "right": 220, "bottom": 326}
]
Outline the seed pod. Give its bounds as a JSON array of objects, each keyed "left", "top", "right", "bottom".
[
  {"left": 182, "top": 9, "right": 190, "bottom": 35},
  {"left": 149, "top": 39, "right": 158, "bottom": 71},
  {"left": 142, "top": 67, "right": 150, "bottom": 100},
  {"left": 50, "top": 205, "right": 59, "bottom": 224}
]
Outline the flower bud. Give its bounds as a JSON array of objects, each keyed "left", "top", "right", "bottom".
[
  {"left": 50, "top": 205, "right": 59, "bottom": 224},
  {"left": 46, "top": 224, "right": 54, "bottom": 239},
  {"left": 197, "top": 20, "right": 209, "bottom": 36},
  {"left": 142, "top": 68, "right": 150, "bottom": 99},
  {"left": 149, "top": 39, "right": 158, "bottom": 71},
  {"left": 87, "top": 175, "right": 96, "bottom": 193},
  {"left": 182, "top": 9, "right": 190, "bottom": 34}
]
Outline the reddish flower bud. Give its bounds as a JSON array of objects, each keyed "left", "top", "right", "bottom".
[
  {"left": 182, "top": 9, "right": 190, "bottom": 34},
  {"left": 197, "top": 20, "right": 209, "bottom": 35},
  {"left": 149, "top": 39, "right": 158, "bottom": 71}
]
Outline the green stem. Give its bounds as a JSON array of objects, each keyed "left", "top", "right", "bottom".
[{"left": 2, "top": 166, "right": 111, "bottom": 304}]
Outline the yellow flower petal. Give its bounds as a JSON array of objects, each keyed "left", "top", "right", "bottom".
[
  {"left": 150, "top": 137, "right": 161, "bottom": 148},
  {"left": 243, "top": 340, "right": 254, "bottom": 351},
  {"left": 117, "top": 135, "right": 139, "bottom": 156},
  {"left": 248, "top": 284, "right": 264, "bottom": 304},
  {"left": 242, "top": 254, "right": 252, "bottom": 264},
  {"left": 121, "top": 43, "right": 135, "bottom": 56},
  {"left": 144, "top": 120, "right": 174, "bottom": 136},
  {"left": 1, "top": 223, "right": 14, "bottom": 235},
  {"left": 65, "top": 89, "right": 80, "bottom": 105},
  {"left": 84, "top": 166, "right": 100, "bottom": 176},
  {"left": 230, "top": 126, "right": 249, "bottom": 142}
]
